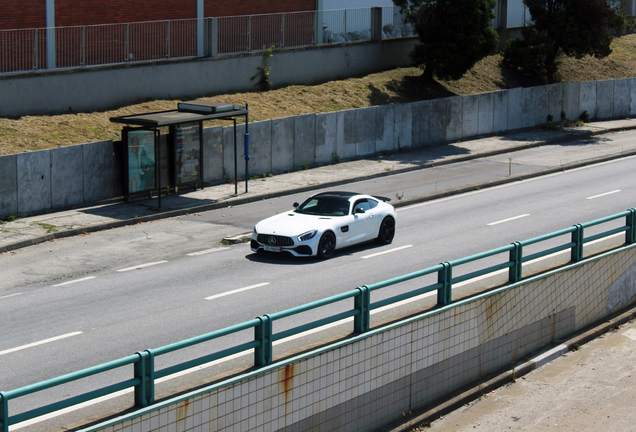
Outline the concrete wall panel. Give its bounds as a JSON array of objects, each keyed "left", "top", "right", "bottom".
[
  {"left": 271, "top": 117, "right": 294, "bottom": 172},
  {"left": 614, "top": 78, "right": 631, "bottom": 118},
  {"left": 580, "top": 81, "right": 597, "bottom": 119},
  {"left": 596, "top": 80, "right": 614, "bottom": 119},
  {"left": 631, "top": 78, "right": 636, "bottom": 116},
  {"left": 507, "top": 87, "right": 523, "bottom": 130},
  {"left": 356, "top": 106, "right": 376, "bottom": 157},
  {"left": 203, "top": 126, "right": 224, "bottom": 183},
  {"left": 548, "top": 83, "right": 563, "bottom": 121},
  {"left": 294, "top": 114, "right": 316, "bottom": 168},
  {"left": 316, "top": 112, "right": 338, "bottom": 164},
  {"left": 83, "top": 140, "right": 119, "bottom": 203},
  {"left": 446, "top": 96, "right": 463, "bottom": 141},
  {"left": 375, "top": 104, "right": 395, "bottom": 152},
  {"left": 336, "top": 109, "right": 358, "bottom": 161},
  {"left": 17, "top": 150, "right": 51, "bottom": 215},
  {"left": 430, "top": 98, "right": 450, "bottom": 144},
  {"left": 0, "top": 155, "right": 17, "bottom": 218},
  {"left": 394, "top": 103, "right": 413, "bottom": 150},
  {"left": 522, "top": 87, "right": 537, "bottom": 128},
  {"left": 562, "top": 82, "right": 580, "bottom": 121},
  {"left": 247, "top": 120, "right": 272, "bottom": 176},
  {"left": 535, "top": 85, "right": 549, "bottom": 124},
  {"left": 462, "top": 95, "right": 479, "bottom": 139},
  {"left": 411, "top": 101, "right": 430, "bottom": 147},
  {"left": 51, "top": 145, "right": 83, "bottom": 208},
  {"left": 223, "top": 123, "right": 247, "bottom": 179},
  {"left": 493, "top": 90, "right": 508, "bottom": 133},
  {"left": 478, "top": 92, "right": 494, "bottom": 135}
]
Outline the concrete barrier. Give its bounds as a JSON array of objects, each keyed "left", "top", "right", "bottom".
[
  {"left": 0, "top": 155, "right": 17, "bottom": 217},
  {"left": 17, "top": 150, "right": 51, "bottom": 215},
  {"left": 315, "top": 112, "right": 337, "bottom": 164},
  {"left": 2, "top": 77, "right": 635, "bottom": 219},
  {"left": 84, "top": 243, "right": 636, "bottom": 432},
  {"left": 51, "top": 145, "right": 83, "bottom": 209}
]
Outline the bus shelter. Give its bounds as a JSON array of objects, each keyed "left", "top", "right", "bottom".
[{"left": 110, "top": 102, "right": 249, "bottom": 208}]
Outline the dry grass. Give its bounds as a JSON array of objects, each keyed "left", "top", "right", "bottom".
[{"left": 1, "top": 34, "right": 635, "bottom": 156}]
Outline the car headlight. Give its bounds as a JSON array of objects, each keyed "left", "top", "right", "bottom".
[
  {"left": 298, "top": 230, "right": 317, "bottom": 241},
  {"left": 253, "top": 226, "right": 258, "bottom": 236}
]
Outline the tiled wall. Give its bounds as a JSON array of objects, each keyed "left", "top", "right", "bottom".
[{"left": 90, "top": 246, "right": 636, "bottom": 432}]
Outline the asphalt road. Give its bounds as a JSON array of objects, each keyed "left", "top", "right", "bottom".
[{"left": 2, "top": 135, "right": 636, "bottom": 431}]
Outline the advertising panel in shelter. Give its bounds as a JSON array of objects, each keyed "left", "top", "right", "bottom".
[
  {"left": 127, "top": 130, "right": 156, "bottom": 193},
  {"left": 174, "top": 122, "right": 201, "bottom": 185}
]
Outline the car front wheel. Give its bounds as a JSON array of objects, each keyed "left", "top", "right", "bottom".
[
  {"left": 376, "top": 217, "right": 395, "bottom": 244},
  {"left": 317, "top": 231, "right": 336, "bottom": 260}
]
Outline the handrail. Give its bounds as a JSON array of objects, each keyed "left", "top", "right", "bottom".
[{"left": 1, "top": 207, "right": 634, "bottom": 431}]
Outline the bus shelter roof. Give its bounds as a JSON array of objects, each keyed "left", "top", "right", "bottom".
[{"left": 110, "top": 108, "right": 248, "bottom": 128}]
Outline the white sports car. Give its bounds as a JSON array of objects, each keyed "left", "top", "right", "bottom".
[{"left": 251, "top": 191, "right": 397, "bottom": 259}]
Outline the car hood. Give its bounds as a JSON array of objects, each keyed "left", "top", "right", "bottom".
[{"left": 255, "top": 211, "right": 342, "bottom": 236}]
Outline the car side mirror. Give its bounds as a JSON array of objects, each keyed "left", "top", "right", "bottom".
[
  {"left": 355, "top": 207, "right": 365, "bottom": 214},
  {"left": 293, "top": 202, "right": 299, "bottom": 208}
]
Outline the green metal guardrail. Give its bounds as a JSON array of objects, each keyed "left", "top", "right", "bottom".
[{"left": 1, "top": 208, "right": 635, "bottom": 431}]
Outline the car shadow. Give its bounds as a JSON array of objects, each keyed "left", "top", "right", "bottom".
[{"left": 244, "top": 240, "right": 391, "bottom": 264}]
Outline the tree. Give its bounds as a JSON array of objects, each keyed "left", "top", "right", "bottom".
[
  {"left": 503, "top": 0, "right": 625, "bottom": 82},
  {"left": 393, "top": 0, "right": 499, "bottom": 80}
]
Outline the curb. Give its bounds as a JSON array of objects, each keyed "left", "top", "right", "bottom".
[
  {"left": 2, "top": 124, "right": 636, "bottom": 254},
  {"left": 380, "top": 302, "right": 636, "bottom": 432}
]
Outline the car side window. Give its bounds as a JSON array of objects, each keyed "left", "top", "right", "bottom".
[
  {"left": 367, "top": 199, "right": 379, "bottom": 209},
  {"left": 353, "top": 199, "right": 371, "bottom": 214}
]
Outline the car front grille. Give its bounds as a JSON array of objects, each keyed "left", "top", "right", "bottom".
[{"left": 257, "top": 234, "right": 294, "bottom": 247}]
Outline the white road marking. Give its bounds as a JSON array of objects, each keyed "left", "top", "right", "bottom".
[
  {"left": 116, "top": 261, "right": 168, "bottom": 272},
  {"left": 361, "top": 245, "right": 413, "bottom": 259},
  {"left": 205, "top": 283, "right": 270, "bottom": 300},
  {"left": 9, "top": 232, "right": 628, "bottom": 429},
  {"left": 187, "top": 247, "right": 230, "bottom": 256},
  {"left": 0, "top": 332, "right": 83, "bottom": 357},
  {"left": 0, "top": 293, "right": 22, "bottom": 300},
  {"left": 487, "top": 214, "right": 530, "bottom": 226},
  {"left": 53, "top": 277, "right": 96, "bottom": 287},
  {"left": 586, "top": 190, "right": 621, "bottom": 200},
  {"left": 623, "top": 329, "right": 636, "bottom": 341}
]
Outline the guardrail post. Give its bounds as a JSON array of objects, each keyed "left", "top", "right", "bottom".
[
  {"left": 134, "top": 350, "right": 154, "bottom": 407},
  {"left": 571, "top": 224, "right": 584, "bottom": 262},
  {"left": 509, "top": 241, "right": 522, "bottom": 283},
  {"left": 626, "top": 208, "right": 636, "bottom": 245},
  {"left": 354, "top": 285, "right": 370, "bottom": 334},
  {"left": 437, "top": 262, "right": 452, "bottom": 307},
  {"left": 255, "top": 314, "right": 273, "bottom": 367},
  {"left": 0, "top": 391, "right": 8, "bottom": 432}
]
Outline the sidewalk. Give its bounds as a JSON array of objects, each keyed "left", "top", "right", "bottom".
[{"left": 2, "top": 118, "right": 636, "bottom": 253}]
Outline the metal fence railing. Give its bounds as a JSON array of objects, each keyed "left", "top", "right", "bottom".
[
  {"left": 1, "top": 207, "right": 634, "bottom": 431},
  {"left": 0, "top": 7, "right": 413, "bottom": 75}
]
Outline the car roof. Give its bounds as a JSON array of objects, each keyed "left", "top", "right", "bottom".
[{"left": 311, "top": 191, "right": 361, "bottom": 200}]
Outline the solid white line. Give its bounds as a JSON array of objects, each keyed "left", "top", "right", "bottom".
[
  {"left": 116, "top": 261, "right": 168, "bottom": 272},
  {"left": 205, "top": 282, "right": 270, "bottom": 300},
  {"left": 53, "top": 277, "right": 96, "bottom": 287},
  {"left": 0, "top": 332, "right": 83, "bottom": 357},
  {"left": 586, "top": 190, "right": 621, "bottom": 200},
  {"left": 0, "top": 293, "right": 22, "bottom": 300},
  {"left": 487, "top": 214, "right": 530, "bottom": 226},
  {"left": 187, "top": 247, "right": 230, "bottom": 256},
  {"left": 361, "top": 245, "right": 413, "bottom": 259}
]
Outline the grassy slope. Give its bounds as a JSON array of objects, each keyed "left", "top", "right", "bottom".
[{"left": 1, "top": 34, "right": 635, "bottom": 156}]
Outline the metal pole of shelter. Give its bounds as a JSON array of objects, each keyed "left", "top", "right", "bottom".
[
  {"left": 233, "top": 118, "right": 238, "bottom": 195},
  {"left": 244, "top": 103, "right": 249, "bottom": 193},
  {"left": 156, "top": 129, "right": 161, "bottom": 208}
]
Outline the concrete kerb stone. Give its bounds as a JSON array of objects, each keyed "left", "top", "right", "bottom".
[
  {"left": 381, "top": 302, "right": 636, "bottom": 432},
  {"left": 3, "top": 123, "right": 636, "bottom": 255}
]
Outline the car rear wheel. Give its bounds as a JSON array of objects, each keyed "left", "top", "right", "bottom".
[
  {"left": 317, "top": 231, "right": 336, "bottom": 260},
  {"left": 376, "top": 217, "right": 395, "bottom": 244}
]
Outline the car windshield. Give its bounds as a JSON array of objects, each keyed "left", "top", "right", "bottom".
[{"left": 295, "top": 196, "right": 350, "bottom": 216}]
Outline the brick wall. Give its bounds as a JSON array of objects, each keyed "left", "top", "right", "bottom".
[{"left": 0, "top": 0, "right": 316, "bottom": 30}]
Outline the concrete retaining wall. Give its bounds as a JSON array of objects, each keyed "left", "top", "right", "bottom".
[
  {"left": 86, "top": 244, "right": 636, "bottom": 432},
  {"left": 2, "top": 78, "right": 636, "bottom": 218}
]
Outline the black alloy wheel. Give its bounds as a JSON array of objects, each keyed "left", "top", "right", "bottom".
[
  {"left": 376, "top": 217, "right": 395, "bottom": 244},
  {"left": 317, "top": 231, "right": 336, "bottom": 259}
]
